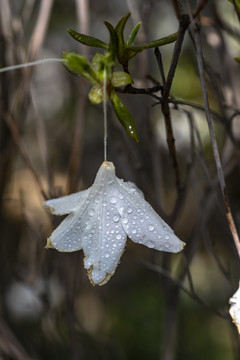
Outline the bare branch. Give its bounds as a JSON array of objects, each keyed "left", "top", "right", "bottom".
[{"left": 188, "top": 8, "right": 240, "bottom": 258}]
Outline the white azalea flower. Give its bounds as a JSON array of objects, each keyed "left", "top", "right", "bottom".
[
  {"left": 44, "top": 161, "right": 185, "bottom": 285},
  {"left": 229, "top": 282, "right": 240, "bottom": 334}
]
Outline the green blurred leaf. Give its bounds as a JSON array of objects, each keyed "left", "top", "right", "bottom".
[
  {"left": 62, "top": 52, "right": 98, "bottom": 84},
  {"left": 110, "top": 89, "right": 139, "bottom": 142},
  {"left": 67, "top": 28, "right": 108, "bottom": 50},
  {"left": 115, "top": 13, "right": 131, "bottom": 61},
  {"left": 88, "top": 84, "right": 103, "bottom": 104},
  {"left": 111, "top": 71, "right": 133, "bottom": 87},
  {"left": 227, "top": 0, "right": 240, "bottom": 11},
  {"left": 125, "top": 32, "right": 178, "bottom": 59},
  {"left": 234, "top": 57, "right": 240, "bottom": 63},
  {"left": 127, "top": 22, "right": 141, "bottom": 47},
  {"left": 104, "top": 21, "right": 118, "bottom": 60}
]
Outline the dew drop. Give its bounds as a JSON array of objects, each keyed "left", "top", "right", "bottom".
[
  {"left": 165, "top": 242, "right": 170, "bottom": 249},
  {"left": 119, "top": 193, "right": 124, "bottom": 199},
  {"left": 127, "top": 207, "right": 133, "bottom": 214},
  {"left": 110, "top": 196, "right": 117, "bottom": 204},
  {"left": 88, "top": 209, "right": 95, "bottom": 216},
  {"left": 122, "top": 218, "right": 128, "bottom": 224},
  {"left": 102, "top": 201, "right": 107, "bottom": 207},
  {"left": 140, "top": 218, "right": 144, "bottom": 223},
  {"left": 132, "top": 229, "right": 137, "bottom": 234},
  {"left": 113, "top": 215, "right": 120, "bottom": 222},
  {"left": 149, "top": 225, "right": 155, "bottom": 231},
  {"left": 105, "top": 253, "right": 110, "bottom": 258},
  {"left": 116, "top": 234, "right": 122, "bottom": 240},
  {"left": 165, "top": 234, "right": 170, "bottom": 240},
  {"left": 147, "top": 240, "right": 155, "bottom": 248}
]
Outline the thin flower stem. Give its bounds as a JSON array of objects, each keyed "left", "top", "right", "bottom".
[
  {"left": 0, "top": 58, "right": 63, "bottom": 73},
  {"left": 103, "top": 68, "right": 108, "bottom": 162}
]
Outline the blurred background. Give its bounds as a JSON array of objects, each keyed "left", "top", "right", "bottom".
[{"left": 1, "top": 0, "right": 240, "bottom": 359}]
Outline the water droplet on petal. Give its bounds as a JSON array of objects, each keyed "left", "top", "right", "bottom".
[
  {"left": 149, "top": 225, "right": 155, "bottom": 231},
  {"left": 132, "top": 229, "right": 137, "bottom": 234},
  {"left": 165, "top": 242, "right": 170, "bottom": 249},
  {"left": 102, "top": 201, "right": 107, "bottom": 207},
  {"left": 127, "top": 207, "right": 133, "bottom": 214},
  {"left": 116, "top": 234, "right": 122, "bottom": 240},
  {"left": 88, "top": 209, "right": 95, "bottom": 216},
  {"left": 113, "top": 215, "right": 120, "bottom": 222},
  {"left": 147, "top": 240, "right": 155, "bottom": 248},
  {"left": 105, "top": 253, "right": 110, "bottom": 258},
  {"left": 122, "top": 218, "right": 128, "bottom": 224},
  {"left": 119, "top": 193, "right": 124, "bottom": 199},
  {"left": 110, "top": 197, "right": 117, "bottom": 204},
  {"left": 165, "top": 234, "right": 170, "bottom": 240}
]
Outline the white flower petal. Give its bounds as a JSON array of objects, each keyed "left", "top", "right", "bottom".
[
  {"left": 117, "top": 179, "right": 184, "bottom": 252},
  {"left": 44, "top": 189, "right": 91, "bottom": 215},
  {"left": 229, "top": 282, "right": 240, "bottom": 334},
  {"left": 44, "top": 161, "right": 185, "bottom": 285}
]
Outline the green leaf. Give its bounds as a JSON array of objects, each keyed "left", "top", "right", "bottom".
[
  {"left": 111, "top": 71, "right": 133, "bottom": 87},
  {"left": 125, "top": 32, "right": 178, "bottom": 59},
  {"left": 115, "top": 13, "right": 131, "bottom": 61},
  {"left": 62, "top": 52, "right": 98, "bottom": 84},
  {"left": 67, "top": 28, "right": 108, "bottom": 50},
  {"left": 127, "top": 22, "right": 141, "bottom": 47},
  {"left": 88, "top": 84, "right": 103, "bottom": 104},
  {"left": 110, "top": 89, "right": 139, "bottom": 142},
  {"left": 234, "top": 57, "right": 240, "bottom": 63},
  {"left": 91, "top": 53, "right": 105, "bottom": 73},
  {"left": 104, "top": 21, "right": 118, "bottom": 60}
]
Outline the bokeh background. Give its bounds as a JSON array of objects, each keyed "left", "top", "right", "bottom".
[{"left": 1, "top": 0, "right": 240, "bottom": 359}]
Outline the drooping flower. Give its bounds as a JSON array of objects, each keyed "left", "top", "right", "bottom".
[
  {"left": 229, "top": 282, "right": 240, "bottom": 334},
  {"left": 44, "top": 162, "right": 185, "bottom": 285}
]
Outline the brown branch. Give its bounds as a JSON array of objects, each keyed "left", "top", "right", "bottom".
[
  {"left": 188, "top": 11, "right": 240, "bottom": 258},
  {"left": 27, "top": 0, "right": 54, "bottom": 62},
  {"left": 193, "top": 0, "right": 209, "bottom": 19},
  {"left": 161, "top": 14, "right": 189, "bottom": 191}
]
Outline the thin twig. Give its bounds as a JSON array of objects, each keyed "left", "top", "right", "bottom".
[
  {"left": 66, "top": 0, "right": 89, "bottom": 193},
  {"left": 161, "top": 14, "right": 189, "bottom": 190},
  {"left": 154, "top": 47, "right": 166, "bottom": 86},
  {"left": 4, "top": 113, "right": 47, "bottom": 199},
  {"left": 27, "top": 0, "right": 54, "bottom": 62},
  {"left": 188, "top": 9, "right": 240, "bottom": 259},
  {"left": 193, "top": 0, "right": 209, "bottom": 19},
  {"left": 140, "top": 260, "right": 227, "bottom": 318}
]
